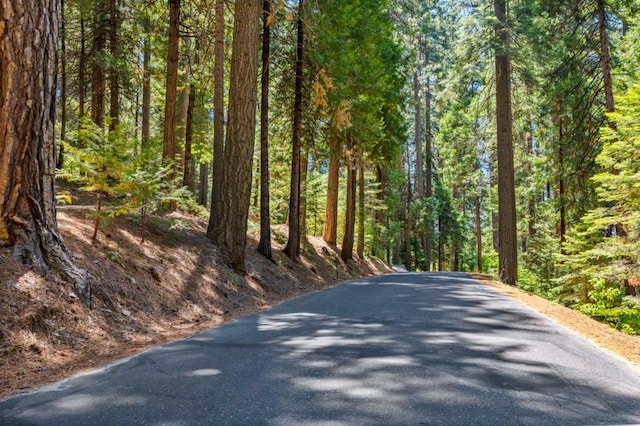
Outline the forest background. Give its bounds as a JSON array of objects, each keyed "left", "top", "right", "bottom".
[{"left": 7, "top": 0, "right": 640, "bottom": 337}]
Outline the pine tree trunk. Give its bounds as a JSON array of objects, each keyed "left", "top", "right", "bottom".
[
  {"left": 91, "top": 0, "right": 107, "bottom": 127},
  {"left": 78, "top": 16, "right": 86, "bottom": 120},
  {"left": 323, "top": 135, "right": 340, "bottom": 246},
  {"left": 208, "top": 0, "right": 226, "bottom": 241},
  {"left": 141, "top": 35, "right": 151, "bottom": 148},
  {"left": 341, "top": 138, "right": 357, "bottom": 262},
  {"left": 108, "top": 0, "right": 119, "bottom": 130},
  {"left": 438, "top": 212, "right": 444, "bottom": 271},
  {"left": 217, "top": 0, "right": 260, "bottom": 272},
  {"left": 414, "top": 70, "right": 423, "bottom": 197},
  {"left": 198, "top": 163, "right": 209, "bottom": 206},
  {"left": 597, "top": 0, "right": 615, "bottom": 123},
  {"left": 0, "top": 0, "right": 90, "bottom": 304},
  {"left": 300, "top": 150, "right": 308, "bottom": 241},
  {"left": 404, "top": 145, "right": 412, "bottom": 270},
  {"left": 424, "top": 52, "right": 433, "bottom": 271},
  {"left": 495, "top": 0, "right": 517, "bottom": 285},
  {"left": 283, "top": 0, "right": 305, "bottom": 262},
  {"left": 163, "top": 0, "right": 180, "bottom": 183},
  {"left": 183, "top": 83, "right": 196, "bottom": 193},
  {"left": 257, "top": 0, "right": 272, "bottom": 260},
  {"left": 57, "top": 0, "right": 67, "bottom": 169},
  {"left": 356, "top": 152, "right": 365, "bottom": 258},
  {"left": 475, "top": 196, "right": 482, "bottom": 272}
]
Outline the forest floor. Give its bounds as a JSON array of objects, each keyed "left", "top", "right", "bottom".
[
  {"left": 473, "top": 274, "right": 640, "bottom": 368},
  {"left": 0, "top": 182, "right": 391, "bottom": 399}
]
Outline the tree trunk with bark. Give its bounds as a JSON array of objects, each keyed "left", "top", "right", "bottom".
[
  {"left": 207, "top": 0, "right": 226, "bottom": 240},
  {"left": 183, "top": 83, "right": 196, "bottom": 193},
  {"left": 57, "top": 0, "right": 67, "bottom": 169},
  {"left": 341, "top": 138, "right": 357, "bottom": 262},
  {"left": 323, "top": 134, "right": 340, "bottom": 246},
  {"left": 424, "top": 51, "right": 433, "bottom": 271},
  {"left": 216, "top": 0, "right": 260, "bottom": 272},
  {"left": 356, "top": 152, "right": 365, "bottom": 258},
  {"left": 0, "top": 0, "right": 90, "bottom": 304},
  {"left": 257, "top": 0, "right": 272, "bottom": 260},
  {"left": 495, "top": 0, "right": 517, "bottom": 285},
  {"left": 283, "top": 0, "right": 305, "bottom": 262},
  {"left": 475, "top": 195, "right": 482, "bottom": 272},
  {"left": 78, "top": 15, "right": 86, "bottom": 120},
  {"left": 91, "top": 0, "right": 107, "bottom": 127},
  {"left": 141, "top": 34, "right": 151, "bottom": 148},
  {"left": 163, "top": 0, "right": 180, "bottom": 184},
  {"left": 108, "top": 0, "right": 119, "bottom": 130}
]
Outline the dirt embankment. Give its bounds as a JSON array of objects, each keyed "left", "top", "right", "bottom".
[
  {"left": 473, "top": 274, "right": 640, "bottom": 367},
  {"left": 0, "top": 190, "right": 390, "bottom": 399}
]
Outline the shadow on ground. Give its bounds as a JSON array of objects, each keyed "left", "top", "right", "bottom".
[{"left": 2, "top": 273, "right": 639, "bottom": 425}]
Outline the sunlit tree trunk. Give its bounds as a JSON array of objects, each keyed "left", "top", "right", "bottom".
[
  {"left": 216, "top": 0, "right": 261, "bottom": 271},
  {"left": 0, "top": 0, "right": 89, "bottom": 303},
  {"left": 163, "top": 0, "right": 180, "bottom": 186},
  {"left": 495, "top": 0, "right": 517, "bottom": 285},
  {"left": 284, "top": 0, "right": 305, "bottom": 261}
]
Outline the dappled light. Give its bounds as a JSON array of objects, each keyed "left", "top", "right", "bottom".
[{"left": 3, "top": 274, "right": 639, "bottom": 425}]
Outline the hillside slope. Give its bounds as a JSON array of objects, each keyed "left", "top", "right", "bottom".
[{"left": 0, "top": 190, "right": 391, "bottom": 399}]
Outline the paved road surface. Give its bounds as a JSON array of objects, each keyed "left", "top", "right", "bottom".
[{"left": 2, "top": 273, "right": 639, "bottom": 425}]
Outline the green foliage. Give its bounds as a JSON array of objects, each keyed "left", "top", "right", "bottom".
[{"left": 59, "top": 119, "right": 179, "bottom": 241}]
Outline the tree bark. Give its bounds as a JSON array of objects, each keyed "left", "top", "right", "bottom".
[
  {"left": 257, "top": 0, "right": 272, "bottom": 260},
  {"left": 597, "top": 0, "right": 615, "bottom": 126},
  {"left": 91, "top": 0, "right": 107, "bottom": 127},
  {"left": 141, "top": 34, "right": 151, "bottom": 148},
  {"left": 283, "top": 0, "right": 305, "bottom": 262},
  {"left": 424, "top": 52, "right": 433, "bottom": 271},
  {"left": 163, "top": 0, "right": 180, "bottom": 184},
  {"left": 198, "top": 163, "right": 209, "bottom": 206},
  {"left": 108, "top": 0, "right": 119, "bottom": 130},
  {"left": 341, "top": 138, "right": 357, "bottom": 262},
  {"left": 495, "top": 0, "right": 517, "bottom": 285},
  {"left": 356, "top": 152, "right": 365, "bottom": 258},
  {"left": 414, "top": 70, "right": 423, "bottom": 198},
  {"left": 78, "top": 15, "right": 86, "bottom": 120},
  {"left": 0, "top": 0, "right": 90, "bottom": 304},
  {"left": 475, "top": 196, "right": 482, "bottom": 272},
  {"left": 322, "top": 135, "right": 340, "bottom": 246},
  {"left": 216, "top": 0, "right": 260, "bottom": 272},
  {"left": 300, "top": 149, "right": 308, "bottom": 240},
  {"left": 183, "top": 83, "right": 196, "bottom": 193},
  {"left": 207, "top": 0, "right": 226, "bottom": 240},
  {"left": 57, "top": 0, "right": 67, "bottom": 169}
]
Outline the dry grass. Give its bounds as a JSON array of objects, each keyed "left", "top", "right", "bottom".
[{"left": 473, "top": 274, "right": 640, "bottom": 367}]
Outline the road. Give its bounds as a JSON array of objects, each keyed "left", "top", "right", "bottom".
[{"left": 1, "top": 272, "right": 639, "bottom": 425}]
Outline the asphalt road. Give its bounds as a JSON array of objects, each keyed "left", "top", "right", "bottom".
[{"left": 2, "top": 272, "right": 639, "bottom": 425}]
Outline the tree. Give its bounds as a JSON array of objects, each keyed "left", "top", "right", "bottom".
[
  {"left": 207, "top": 0, "right": 226, "bottom": 239},
  {"left": 215, "top": 0, "right": 261, "bottom": 271},
  {"left": 494, "top": 0, "right": 517, "bottom": 285},
  {"left": 0, "top": 0, "right": 89, "bottom": 303},
  {"left": 163, "top": 0, "right": 180, "bottom": 184},
  {"left": 257, "top": 0, "right": 273, "bottom": 259},
  {"left": 283, "top": 0, "right": 305, "bottom": 261}
]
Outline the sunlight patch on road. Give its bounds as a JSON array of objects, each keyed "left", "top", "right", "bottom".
[{"left": 186, "top": 368, "right": 221, "bottom": 377}]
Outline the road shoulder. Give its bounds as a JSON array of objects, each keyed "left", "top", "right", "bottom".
[{"left": 472, "top": 273, "right": 640, "bottom": 368}]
